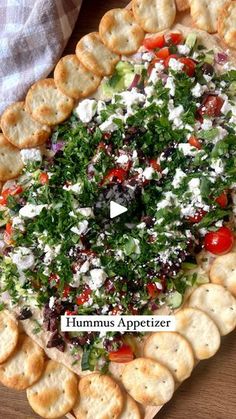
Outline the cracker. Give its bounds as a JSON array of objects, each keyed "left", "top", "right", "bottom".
[
  {"left": 0, "top": 310, "right": 19, "bottom": 364},
  {"left": 175, "top": 308, "right": 221, "bottom": 360},
  {"left": 175, "top": 0, "right": 189, "bottom": 12},
  {"left": 119, "top": 394, "right": 141, "bottom": 419},
  {"left": 76, "top": 32, "right": 120, "bottom": 77},
  {"left": 210, "top": 252, "right": 236, "bottom": 297},
  {"left": 218, "top": 1, "right": 236, "bottom": 49},
  {"left": 27, "top": 359, "right": 78, "bottom": 419},
  {"left": 0, "top": 334, "right": 45, "bottom": 390},
  {"left": 25, "top": 79, "right": 74, "bottom": 126},
  {"left": 99, "top": 8, "right": 144, "bottom": 55},
  {"left": 122, "top": 358, "right": 174, "bottom": 406},
  {"left": 54, "top": 55, "right": 101, "bottom": 100},
  {"left": 0, "top": 134, "right": 24, "bottom": 181},
  {"left": 190, "top": 0, "right": 227, "bottom": 33},
  {"left": 73, "top": 373, "right": 123, "bottom": 419},
  {"left": 1, "top": 102, "right": 51, "bottom": 149},
  {"left": 189, "top": 283, "right": 236, "bottom": 336},
  {"left": 144, "top": 332, "right": 194, "bottom": 382},
  {"left": 132, "top": 0, "right": 176, "bottom": 33}
]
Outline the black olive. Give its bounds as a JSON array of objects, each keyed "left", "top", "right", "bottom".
[
  {"left": 17, "top": 307, "right": 32, "bottom": 320},
  {"left": 201, "top": 63, "right": 214, "bottom": 77}
]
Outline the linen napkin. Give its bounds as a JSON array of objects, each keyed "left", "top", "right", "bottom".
[{"left": 0, "top": 0, "right": 82, "bottom": 115}]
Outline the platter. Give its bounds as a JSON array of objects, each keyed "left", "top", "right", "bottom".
[{"left": 0, "top": 1, "right": 236, "bottom": 418}]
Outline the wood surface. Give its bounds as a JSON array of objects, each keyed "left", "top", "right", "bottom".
[{"left": 0, "top": 1, "right": 235, "bottom": 418}]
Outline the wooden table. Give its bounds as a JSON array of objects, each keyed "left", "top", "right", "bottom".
[{"left": 0, "top": 1, "right": 235, "bottom": 418}]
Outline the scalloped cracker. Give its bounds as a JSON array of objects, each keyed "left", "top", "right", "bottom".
[
  {"left": 0, "top": 134, "right": 23, "bottom": 181},
  {"left": 132, "top": 0, "right": 176, "bottom": 33}
]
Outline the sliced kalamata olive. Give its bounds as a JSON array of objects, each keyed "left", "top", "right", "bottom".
[
  {"left": 201, "top": 63, "right": 214, "bottom": 76},
  {"left": 17, "top": 307, "right": 33, "bottom": 320},
  {"left": 46, "top": 331, "right": 65, "bottom": 352},
  {"left": 141, "top": 215, "right": 154, "bottom": 228}
]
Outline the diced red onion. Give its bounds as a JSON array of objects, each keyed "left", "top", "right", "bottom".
[
  {"left": 1, "top": 291, "right": 10, "bottom": 302},
  {"left": 150, "top": 302, "right": 159, "bottom": 311},
  {"left": 128, "top": 74, "right": 141, "bottom": 90},
  {"left": 215, "top": 52, "right": 228, "bottom": 65},
  {"left": 129, "top": 52, "right": 143, "bottom": 62},
  {"left": 159, "top": 73, "right": 168, "bottom": 84},
  {"left": 51, "top": 141, "right": 65, "bottom": 153}
]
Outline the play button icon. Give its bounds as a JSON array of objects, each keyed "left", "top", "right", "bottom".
[{"left": 110, "top": 201, "right": 128, "bottom": 219}]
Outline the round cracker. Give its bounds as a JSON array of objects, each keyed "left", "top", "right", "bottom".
[
  {"left": 175, "top": 308, "right": 221, "bottom": 360},
  {"left": 0, "top": 134, "right": 23, "bottom": 181},
  {"left": 27, "top": 359, "right": 78, "bottom": 418},
  {"left": 73, "top": 373, "right": 123, "bottom": 419},
  {"left": 210, "top": 252, "right": 236, "bottom": 297},
  {"left": 54, "top": 55, "right": 101, "bottom": 100},
  {"left": 144, "top": 332, "right": 194, "bottom": 382},
  {"left": 122, "top": 358, "right": 174, "bottom": 406},
  {"left": 0, "top": 334, "right": 45, "bottom": 390},
  {"left": 76, "top": 32, "right": 120, "bottom": 77},
  {"left": 218, "top": 1, "right": 236, "bottom": 49},
  {"left": 132, "top": 0, "right": 176, "bottom": 33},
  {"left": 0, "top": 310, "right": 19, "bottom": 364},
  {"left": 73, "top": 372, "right": 123, "bottom": 419},
  {"left": 1, "top": 102, "right": 51, "bottom": 149},
  {"left": 190, "top": 0, "right": 227, "bottom": 33},
  {"left": 25, "top": 79, "right": 74, "bottom": 126},
  {"left": 99, "top": 8, "right": 144, "bottom": 55},
  {"left": 189, "top": 283, "right": 236, "bottom": 336},
  {"left": 119, "top": 394, "right": 141, "bottom": 419}
]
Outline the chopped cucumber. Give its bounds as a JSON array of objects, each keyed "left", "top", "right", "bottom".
[
  {"left": 228, "top": 81, "right": 236, "bottom": 95},
  {"left": 116, "top": 61, "right": 134, "bottom": 75},
  {"left": 185, "top": 33, "right": 197, "bottom": 49},
  {"left": 204, "top": 53, "right": 214, "bottom": 65},
  {"left": 166, "top": 291, "right": 183, "bottom": 309},
  {"left": 0, "top": 209, "right": 8, "bottom": 227}
]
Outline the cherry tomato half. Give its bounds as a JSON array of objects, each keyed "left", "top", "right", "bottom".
[
  {"left": 0, "top": 185, "right": 23, "bottom": 206},
  {"left": 76, "top": 287, "right": 92, "bottom": 305},
  {"left": 101, "top": 168, "right": 127, "bottom": 186},
  {"left": 215, "top": 192, "right": 228, "bottom": 208},
  {"left": 165, "top": 32, "right": 183, "bottom": 45},
  {"left": 188, "top": 136, "right": 202, "bottom": 150},
  {"left": 39, "top": 172, "right": 49, "bottom": 185},
  {"left": 156, "top": 47, "right": 170, "bottom": 60},
  {"left": 143, "top": 34, "right": 165, "bottom": 50},
  {"left": 199, "top": 95, "right": 224, "bottom": 118},
  {"left": 178, "top": 57, "right": 196, "bottom": 77},
  {"left": 149, "top": 159, "right": 161, "bottom": 172},
  {"left": 147, "top": 283, "right": 162, "bottom": 298},
  {"left": 108, "top": 344, "right": 134, "bottom": 363},
  {"left": 187, "top": 209, "right": 207, "bottom": 224},
  {"left": 204, "top": 226, "right": 234, "bottom": 255}
]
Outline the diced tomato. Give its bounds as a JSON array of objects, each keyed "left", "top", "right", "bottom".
[
  {"left": 215, "top": 192, "right": 228, "bottom": 208},
  {"left": 199, "top": 95, "right": 224, "bottom": 117},
  {"left": 76, "top": 287, "right": 92, "bottom": 305},
  {"left": 111, "top": 305, "right": 123, "bottom": 315},
  {"left": 5, "top": 223, "right": 12, "bottom": 235},
  {"left": 103, "top": 132, "right": 111, "bottom": 140},
  {"left": 39, "top": 172, "right": 49, "bottom": 185},
  {"left": 164, "top": 53, "right": 179, "bottom": 68},
  {"left": 0, "top": 185, "right": 23, "bottom": 205},
  {"left": 101, "top": 168, "right": 127, "bottom": 186},
  {"left": 147, "top": 283, "right": 161, "bottom": 298},
  {"left": 165, "top": 32, "right": 183, "bottom": 45},
  {"left": 187, "top": 209, "right": 207, "bottom": 224},
  {"left": 62, "top": 286, "right": 71, "bottom": 298},
  {"left": 49, "top": 273, "right": 60, "bottom": 284},
  {"left": 4, "top": 222, "right": 13, "bottom": 244},
  {"left": 156, "top": 47, "right": 170, "bottom": 60},
  {"left": 108, "top": 344, "right": 134, "bottom": 363},
  {"left": 204, "top": 226, "right": 234, "bottom": 255},
  {"left": 65, "top": 310, "right": 77, "bottom": 316},
  {"left": 143, "top": 34, "right": 165, "bottom": 50},
  {"left": 188, "top": 136, "right": 202, "bottom": 150},
  {"left": 149, "top": 159, "right": 161, "bottom": 172},
  {"left": 178, "top": 57, "right": 196, "bottom": 77},
  {"left": 128, "top": 305, "right": 139, "bottom": 315}
]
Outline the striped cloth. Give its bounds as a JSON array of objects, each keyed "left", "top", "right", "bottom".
[{"left": 0, "top": 0, "right": 82, "bottom": 115}]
